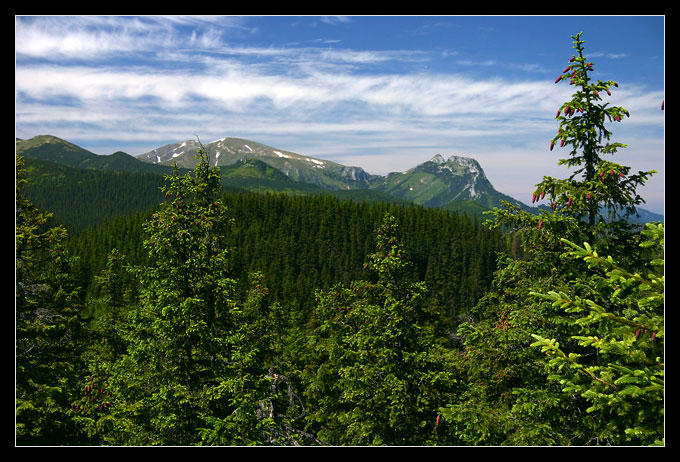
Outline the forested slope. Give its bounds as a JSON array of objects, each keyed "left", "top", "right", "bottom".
[
  {"left": 64, "top": 187, "right": 504, "bottom": 328},
  {"left": 22, "top": 157, "right": 168, "bottom": 233}
]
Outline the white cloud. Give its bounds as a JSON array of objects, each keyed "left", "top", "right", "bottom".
[
  {"left": 16, "top": 24, "right": 133, "bottom": 59},
  {"left": 16, "top": 16, "right": 157, "bottom": 59},
  {"left": 320, "top": 16, "right": 351, "bottom": 25},
  {"left": 16, "top": 60, "right": 662, "bottom": 155},
  {"left": 14, "top": 16, "right": 250, "bottom": 60}
]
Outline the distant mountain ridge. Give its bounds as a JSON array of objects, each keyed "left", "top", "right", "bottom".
[
  {"left": 16, "top": 134, "right": 664, "bottom": 223},
  {"left": 135, "top": 136, "right": 529, "bottom": 212},
  {"left": 137, "top": 136, "right": 376, "bottom": 191},
  {"left": 16, "top": 135, "right": 182, "bottom": 175}
]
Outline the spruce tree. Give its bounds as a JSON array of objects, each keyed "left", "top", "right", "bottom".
[
  {"left": 440, "top": 32, "right": 662, "bottom": 446},
  {"left": 16, "top": 155, "right": 88, "bottom": 444},
  {"left": 528, "top": 31, "right": 664, "bottom": 446},
  {"left": 305, "top": 214, "right": 459, "bottom": 445},
  {"left": 101, "top": 148, "right": 270, "bottom": 445}
]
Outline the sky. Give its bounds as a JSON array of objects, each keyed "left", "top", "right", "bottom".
[{"left": 15, "top": 15, "right": 665, "bottom": 214}]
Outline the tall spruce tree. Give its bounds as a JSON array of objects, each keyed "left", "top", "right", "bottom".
[
  {"left": 440, "top": 32, "right": 662, "bottom": 445},
  {"left": 526, "top": 32, "right": 664, "bottom": 446},
  {"left": 100, "top": 148, "right": 271, "bottom": 445}
]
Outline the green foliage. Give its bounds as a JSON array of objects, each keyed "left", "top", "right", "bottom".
[
  {"left": 16, "top": 155, "right": 91, "bottom": 445},
  {"left": 440, "top": 32, "right": 663, "bottom": 446},
  {"left": 22, "top": 157, "right": 167, "bottom": 233},
  {"left": 304, "top": 214, "right": 460, "bottom": 445},
  {"left": 439, "top": 229, "right": 592, "bottom": 445},
  {"left": 65, "top": 189, "right": 503, "bottom": 330},
  {"left": 530, "top": 222, "right": 664, "bottom": 445},
  {"left": 94, "top": 149, "right": 272, "bottom": 445}
]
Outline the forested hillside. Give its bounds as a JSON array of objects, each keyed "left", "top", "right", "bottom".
[
  {"left": 22, "top": 157, "right": 168, "bottom": 232},
  {"left": 16, "top": 33, "right": 663, "bottom": 446},
  {"left": 22, "top": 154, "right": 502, "bottom": 322},
  {"left": 67, "top": 190, "right": 503, "bottom": 327}
]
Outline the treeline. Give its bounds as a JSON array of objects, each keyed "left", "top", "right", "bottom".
[{"left": 21, "top": 153, "right": 503, "bottom": 327}]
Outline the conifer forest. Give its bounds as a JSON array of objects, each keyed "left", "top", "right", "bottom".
[{"left": 16, "top": 32, "right": 664, "bottom": 446}]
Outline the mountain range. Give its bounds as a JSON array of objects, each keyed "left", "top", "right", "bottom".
[
  {"left": 134, "top": 135, "right": 529, "bottom": 213},
  {"left": 16, "top": 134, "right": 663, "bottom": 223},
  {"left": 137, "top": 136, "right": 376, "bottom": 191}
]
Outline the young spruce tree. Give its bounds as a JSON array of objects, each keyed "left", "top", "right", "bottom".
[{"left": 305, "top": 214, "right": 459, "bottom": 445}]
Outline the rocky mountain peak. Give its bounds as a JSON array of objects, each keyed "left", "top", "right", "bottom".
[
  {"left": 429, "top": 154, "right": 481, "bottom": 170},
  {"left": 430, "top": 154, "right": 446, "bottom": 164}
]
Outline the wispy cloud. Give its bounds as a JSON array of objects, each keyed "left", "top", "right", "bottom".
[
  {"left": 589, "top": 51, "right": 630, "bottom": 60},
  {"left": 15, "top": 37, "right": 662, "bottom": 154},
  {"left": 15, "top": 16, "right": 251, "bottom": 60},
  {"left": 320, "top": 16, "right": 352, "bottom": 25},
  {"left": 16, "top": 60, "right": 573, "bottom": 120}
]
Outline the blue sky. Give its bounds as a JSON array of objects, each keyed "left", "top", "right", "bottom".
[{"left": 15, "top": 15, "right": 665, "bottom": 213}]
